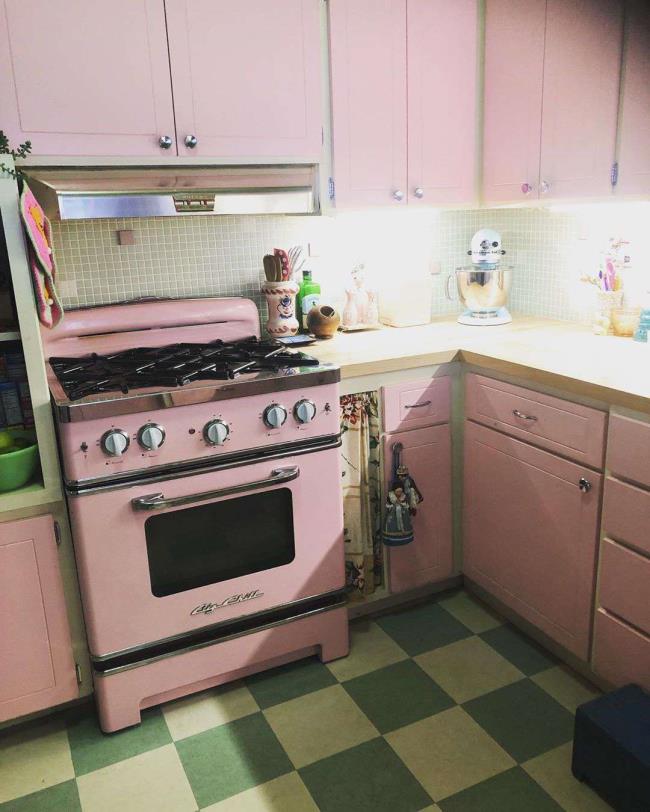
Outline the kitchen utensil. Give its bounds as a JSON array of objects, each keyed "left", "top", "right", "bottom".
[
  {"left": 288, "top": 246, "right": 305, "bottom": 278},
  {"left": 0, "top": 428, "right": 38, "bottom": 492},
  {"left": 263, "top": 255, "right": 276, "bottom": 282},
  {"left": 273, "top": 255, "right": 283, "bottom": 281},
  {"left": 274, "top": 248, "right": 290, "bottom": 281}
]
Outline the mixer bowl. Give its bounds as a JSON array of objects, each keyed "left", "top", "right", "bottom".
[{"left": 453, "top": 267, "right": 512, "bottom": 316}]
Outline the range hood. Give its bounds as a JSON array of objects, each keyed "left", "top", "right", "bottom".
[{"left": 23, "top": 164, "right": 320, "bottom": 220}]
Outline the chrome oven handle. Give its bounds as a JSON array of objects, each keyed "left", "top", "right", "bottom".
[{"left": 131, "top": 466, "right": 300, "bottom": 511}]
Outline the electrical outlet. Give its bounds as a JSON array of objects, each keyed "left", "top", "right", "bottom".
[{"left": 430, "top": 261, "right": 442, "bottom": 276}]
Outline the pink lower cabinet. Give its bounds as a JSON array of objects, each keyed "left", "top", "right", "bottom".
[
  {"left": 383, "top": 425, "right": 453, "bottom": 593},
  {"left": 0, "top": 515, "right": 78, "bottom": 722},
  {"left": 463, "top": 420, "right": 602, "bottom": 659}
]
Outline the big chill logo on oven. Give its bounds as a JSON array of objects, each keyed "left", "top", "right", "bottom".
[{"left": 190, "top": 589, "right": 264, "bottom": 616}]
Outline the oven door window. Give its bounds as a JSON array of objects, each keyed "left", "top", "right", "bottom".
[{"left": 145, "top": 488, "right": 295, "bottom": 597}]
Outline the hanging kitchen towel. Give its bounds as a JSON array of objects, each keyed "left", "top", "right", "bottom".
[
  {"left": 382, "top": 442, "right": 423, "bottom": 546},
  {"left": 19, "top": 182, "right": 63, "bottom": 328}
]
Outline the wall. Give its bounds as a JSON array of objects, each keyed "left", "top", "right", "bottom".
[{"left": 50, "top": 202, "right": 650, "bottom": 324}]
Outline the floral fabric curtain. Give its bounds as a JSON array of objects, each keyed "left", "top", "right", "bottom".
[{"left": 340, "top": 393, "right": 383, "bottom": 597}]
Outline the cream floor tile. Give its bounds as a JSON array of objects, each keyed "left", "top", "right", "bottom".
[
  {"left": 76, "top": 743, "right": 196, "bottom": 812},
  {"left": 532, "top": 666, "right": 600, "bottom": 714},
  {"left": 438, "top": 591, "right": 503, "bottom": 634},
  {"left": 326, "top": 619, "right": 408, "bottom": 682},
  {"left": 415, "top": 636, "right": 524, "bottom": 703},
  {"left": 263, "top": 685, "right": 378, "bottom": 769},
  {"left": 162, "top": 682, "right": 259, "bottom": 741},
  {"left": 202, "top": 772, "right": 318, "bottom": 812},
  {"left": 523, "top": 742, "right": 613, "bottom": 811},
  {"left": 386, "top": 705, "right": 515, "bottom": 802},
  {"left": 0, "top": 718, "right": 74, "bottom": 804}
]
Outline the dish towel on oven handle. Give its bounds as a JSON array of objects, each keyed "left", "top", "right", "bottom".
[{"left": 382, "top": 441, "right": 423, "bottom": 547}]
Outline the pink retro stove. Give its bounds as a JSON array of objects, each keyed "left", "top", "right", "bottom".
[{"left": 43, "top": 297, "right": 348, "bottom": 732}]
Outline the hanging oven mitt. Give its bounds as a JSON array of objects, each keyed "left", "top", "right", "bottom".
[
  {"left": 19, "top": 182, "right": 64, "bottom": 328},
  {"left": 382, "top": 442, "right": 423, "bottom": 547}
]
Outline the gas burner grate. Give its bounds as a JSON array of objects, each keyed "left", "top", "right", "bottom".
[{"left": 50, "top": 337, "right": 321, "bottom": 400}]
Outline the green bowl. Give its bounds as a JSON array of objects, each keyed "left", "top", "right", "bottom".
[{"left": 0, "top": 428, "right": 39, "bottom": 492}]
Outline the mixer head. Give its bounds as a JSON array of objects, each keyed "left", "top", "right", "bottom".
[{"left": 468, "top": 228, "right": 506, "bottom": 267}]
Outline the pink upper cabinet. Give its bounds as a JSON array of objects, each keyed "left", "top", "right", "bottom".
[
  {"left": 0, "top": 0, "right": 175, "bottom": 157},
  {"left": 165, "top": 0, "right": 322, "bottom": 160},
  {"left": 482, "top": 0, "right": 546, "bottom": 204},
  {"left": 407, "top": 0, "right": 478, "bottom": 206},
  {"left": 0, "top": 515, "right": 78, "bottom": 722},
  {"left": 329, "top": 0, "right": 408, "bottom": 207},
  {"left": 615, "top": 0, "right": 650, "bottom": 196},
  {"left": 539, "top": 0, "right": 624, "bottom": 200}
]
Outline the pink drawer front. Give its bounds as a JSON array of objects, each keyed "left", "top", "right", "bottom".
[
  {"left": 602, "top": 476, "right": 650, "bottom": 557},
  {"left": 382, "top": 377, "right": 450, "bottom": 433},
  {"left": 592, "top": 608, "right": 650, "bottom": 691},
  {"left": 599, "top": 539, "right": 650, "bottom": 636},
  {"left": 608, "top": 413, "right": 650, "bottom": 488},
  {"left": 465, "top": 373, "right": 606, "bottom": 468}
]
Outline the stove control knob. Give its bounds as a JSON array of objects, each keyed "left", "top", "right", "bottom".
[
  {"left": 294, "top": 399, "right": 317, "bottom": 424},
  {"left": 100, "top": 429, "right": 130, "bottom": 457},
  {"left": 263, "top": 404, "right": 288, "bottom": 429},
  {"left": 137, "top": 423, "right": 166, "bottom": 451},
  {"left": 203, "top": 419, "right": 230, "bottom": 446}
]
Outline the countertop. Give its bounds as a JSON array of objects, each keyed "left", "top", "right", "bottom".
[{"left": 308, "top": 315, "right": 650, "bottom": 413}]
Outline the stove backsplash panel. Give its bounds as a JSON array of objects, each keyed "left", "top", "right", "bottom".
[{"left": 50, "top": 203, "right": 650, "bottom": 324}]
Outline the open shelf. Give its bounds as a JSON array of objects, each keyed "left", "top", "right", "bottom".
[
  {"left": 0, "top": 330, "right": 20, "bottom": 342},
  {"left": 0, "top": 480, "right": 60, "bottom": 513}
]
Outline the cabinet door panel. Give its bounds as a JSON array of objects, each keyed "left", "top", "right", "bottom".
[
  {"left": 540, "top": 0, "right": 624, "bottom": 199},
  {"left": 384, "top": 425, "right": 453, "bottom": 593},
  {"left": 0, "top": 516, "right": 77, "bottom": 722},
  {"left": 0, "top": 0, "right": 175, "bottom": 157},
  {"left": 616, "top": 0, "right": 650, "bottom": 196},
  {"left": 329, "top": 0, "right": 408, "bottom": 207},
  {"left": 166, "top": 0, "right": 322, "bottom": 159},
  {"left": 463, "top": 421, "right": 601, "bottom": 659},
  {"left": 483, "top": 0, "right": 546, "bottom": 203},
  {"left": 407, "top": 0, "right": 477, "bottom": 205}
]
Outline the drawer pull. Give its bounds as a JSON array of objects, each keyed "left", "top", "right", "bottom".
[
  {"left": 405, "top": 400, "right": 432, "bottom": 409},
  {"left": 513, "top": 408, "right": 538, "bottom": 422},
  {"left": 579, "top": 477, "right": 592, "bottom": 493}
]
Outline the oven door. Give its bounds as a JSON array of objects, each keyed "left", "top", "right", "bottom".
[{"left": 67, "top": 445, "right": 344, "bottom": 658}]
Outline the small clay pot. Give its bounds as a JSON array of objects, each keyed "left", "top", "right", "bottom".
[{"left": 306, "top": 304, "right": 341, "bottom": 339}]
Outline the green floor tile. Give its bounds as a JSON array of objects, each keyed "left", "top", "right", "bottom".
[
  {"left": 463, "top": 680, "right": 574, "bottom": 763},
  {"left": 0, "top": 780, "right": 81, "bottom": 812},
  {"left": 245, "top": 656, "right": 337, "bottom": 709},
  {"left": 66, "top": 705, "right": 172, "bottom": 776},
  {"left": 300, "top": 737, "right": 432, "bottom": 812},
  {"left": 376, "top": 603, "right": 473, "bottom": 656},
  {"left": 438, "top": 767, "right": 563, "bottom": 812},
  {"left": 176, "top": 711, "right": 293, "bottom": 807},
  {"left": 343, "top": 659, "right": 454, "bottom": 733},
  {"left": 480, "top": 625, "right": 557, "bottom": 676}
]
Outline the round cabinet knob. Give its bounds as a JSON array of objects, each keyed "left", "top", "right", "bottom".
[
  {"left": 137, "top": 423, "right": 165, "bottom": 451},
  {"left": 203, "top": 419, "right": 230, "bottom": 446},
  {"left": 158, "top": 135, "right": 173, "bottom": 150},
  {"left": 100, "top": 429, "right": 130, "bottom": 457},
  {"left": 540, "top": 180, "right": 551, "bottom": 194},
  {"left": 578, "top": 477, "right": 592, "bottom": 493},
  {"left": 521, "top": 182, "right": 534, "bottom": 195},
  {"left": 413, "top": 187, "right": 424, "bottom": 199},
  {"left": 294, "top": 399, "right": 317, "bottom": 424},
  {"left": 263, "top": 404, "right": 288, "bottom": 429},
  {"left": 184, "top": 134, "right": 198, "bottom": 149},
  {"left": 392, "top": 189, "right": 405, "bottom": 202}
]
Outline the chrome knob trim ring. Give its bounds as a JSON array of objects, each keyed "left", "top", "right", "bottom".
[
  {"left": 100, "top": 429, "right": 130, "bottom": 457},
  {"left": 137, "top": 423, "right": 166, "bottom": 451}
]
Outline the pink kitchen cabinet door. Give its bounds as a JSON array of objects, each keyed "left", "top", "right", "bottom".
[
  {"left": 482, "top": 0, "right": 546, "bottom": 204},
  {"left": 539, "top": 0, "right": 624, "bottom": 200},
  {"left": 165, "top": 0, "right": 322, "bottom": 160},
  {"left": 407, "top": 0, "right": 478, "bottom": 206},
  {"left": 329, "top": 0, "right": 408, "bottom": 207},
  {"left": 0, "top": 516, "right": 78, "bottom": 723},
  {"left": 463, "top": 421, "right": 601, "bottom": 660},
  {"left": 615, "top": 0, "right": 650, "bottom": 196},
  {"left": 384, "top": 425, "right": 453, "bottom": 593},
  {"left": 0, "top": 0, "right": 176, "bottom": 157}
]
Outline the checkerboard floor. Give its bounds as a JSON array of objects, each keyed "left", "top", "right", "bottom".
[{"left": 0, "top": 590, "right": 613, "bottom": 811}]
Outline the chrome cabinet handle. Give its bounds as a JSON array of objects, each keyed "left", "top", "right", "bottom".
[
  {"left": 413, "top": 187, "right": 424, "bottom": 199},
  {"left": 392, "top": 189, "right": 404, "bottom": 201},
  {"left": 540, "top": 180, "right": 550, "bottom": 194},
  {"left": 404, "top": 400, "right": 432, "bottom": 409},
  {"left": 579, "top": 477, "right": 592, "bottom": 493},
  {"left": 131, "top": 466, "right": 299, "bottom": 511},
  {"left": 158, "top": 135, "right": 173, "bottom": 149},
  {"left": 184, "top": 134, "right": 198, "bottom": 148},
  {"left": 513, "top": 409, "right": 538, "bottom": 422}
]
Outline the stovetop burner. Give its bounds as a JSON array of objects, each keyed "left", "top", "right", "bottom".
[{"left": 50, "top": 337, "right": 321, "bottom": 401}]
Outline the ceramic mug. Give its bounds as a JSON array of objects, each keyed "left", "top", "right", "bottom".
[{"left": 262, "top": 280, "right": 299, "bottom": 336}]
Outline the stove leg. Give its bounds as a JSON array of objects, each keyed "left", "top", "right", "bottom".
[
  {"left": 318, "top": 608, "right": 350, "bottom": 663},
  {"left": 95, "top": 683, "right": 143, "bottom": 733}
]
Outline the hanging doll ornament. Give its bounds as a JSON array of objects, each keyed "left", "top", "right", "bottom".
[{"left": 382, "top": 442, "right": 423, "bottom": 546}]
